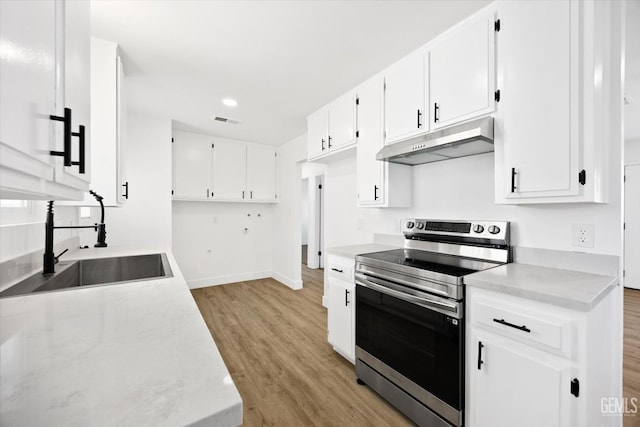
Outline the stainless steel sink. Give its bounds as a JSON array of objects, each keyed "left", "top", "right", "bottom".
[{"left": 0, "top": 253, "right": 173, "bottom": 298}]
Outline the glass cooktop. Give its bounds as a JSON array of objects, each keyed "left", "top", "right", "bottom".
[{"left": 358, "top": 249, "right": 498, "bottom": 278}]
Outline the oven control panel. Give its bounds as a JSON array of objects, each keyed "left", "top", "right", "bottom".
[{"left": 403, "top": 219, "right": 509, "bottom": 241}]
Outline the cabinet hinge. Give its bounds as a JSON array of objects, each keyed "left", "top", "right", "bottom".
[
  {"left": 578, "top": 169, "right": 586, "bottom": 185},
  {"left": 275, "top": 194, "right": 277, "bottom": 199},
  {"left": 356, "top": 130, "right": 360, "bottom": 138},
  {"left": 570, "top": 378, "right": 579, "bottom": 397},
  {"left": 494, "top": 19, "right": 501, "bottom": 32},
  {"left": 356, "top": 97, "right": 360, "bottom": 106},
  {"left": 494, "top": 90, "right": 501, "bottom": 102},
  {"left": 275, "top": 152, "right": 277, "bottom": 157}
]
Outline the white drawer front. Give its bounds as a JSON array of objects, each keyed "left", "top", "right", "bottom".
[
  {"left": 327, "top": 257, "right": 354, "bottom": 282},
  {"left": 473, "top": 299, "right": 574, "bottom": 359}
]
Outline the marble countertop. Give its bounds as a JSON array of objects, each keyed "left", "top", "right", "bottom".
[
  {"left": 325, "top": 243, "right": 400, "bottom": 259},
  {"left": 466, "top": 263, "right": 618, "bottom": 311},
  {"left": 0, "top": 246, "right": 242, "bottom": 426}
]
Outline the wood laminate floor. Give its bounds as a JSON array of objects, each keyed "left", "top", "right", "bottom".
[
  {"left": 192, "top": 274, "right": 640, "bottom": 426},
  {"left": 624, "top": 288, "right": 640, "bottom": 427},
  {"left": 191, "top": 265, "right": 411, "bottom": 426}
]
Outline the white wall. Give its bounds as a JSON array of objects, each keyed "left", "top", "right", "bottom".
[
  {"left": 97, "top": 111, "right": 172, "bottom": 248},
  {"left": 301, "top": 178, "right": 308, "bottom": 245},
  {"left": 172, "top": 201, "right": 274, "bottom": 288},
  {"left": 271, "top": 134, "right": 307, "bottom": 289},
  {"left": 323, "top": 150, "right": 621, "bottom": 256}
]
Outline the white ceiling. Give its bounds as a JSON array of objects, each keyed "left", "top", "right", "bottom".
[{"left": 91, "top": 0, "right": 491, "bottom": 146}]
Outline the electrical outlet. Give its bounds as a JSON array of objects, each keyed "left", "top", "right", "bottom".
[{"left": 572, "top": 224, "right": 595, "bottom": 248}]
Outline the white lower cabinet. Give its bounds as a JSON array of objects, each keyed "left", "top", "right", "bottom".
[
  {"left": 326, "top": 254, "right": 355, "bottom": 362},
  {"left": 469, "top": 329, "right": 576, "bottom": 427},
  {"left": 466, "top": 286, "right": 618, "bottom": 427}
]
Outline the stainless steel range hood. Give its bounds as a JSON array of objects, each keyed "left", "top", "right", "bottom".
[{"left": 376, "top": 116, "right": 494, "bottom": 165}]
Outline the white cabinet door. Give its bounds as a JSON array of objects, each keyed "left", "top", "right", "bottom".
[
  {"left": 247, "top": 145, "right": 277, "bottom": 201},
  {"left": 469, "top": 330, "right": 576, "bottom": 427},
  {"left": 328, "top": 91, "right": 356, "bottom": 151},
  {"left": 0, "top": 0, "right": 57, "bottom": 194},
  {"left": 53, "top": 0, "right": 91, "bottom": 191},
  {"left": 212, "top": 140, "right": 246, "bottom": 201},
  {"left": 430, "top": 14, "right": 495, "bottom": 128},
  {"left": 327, "top": 278, "right": 354, "bottom": 361},
  {"left": 496, "top": 0, "right": 580, "bottom": 200},
  {"left": 383, "top": 50, "right": 427, "bottom": 144},
  {"left": 357, "top": 77, "right": 384, "bottom": 205},
  {"left": 116, "top": 54, "right": 128, "bottom": 204},
  {"left": 307, "top": 108, "right": 328, "bottom": 159},
  {"left": 173, "top": 134, "right": 211, "bottom": 200}
]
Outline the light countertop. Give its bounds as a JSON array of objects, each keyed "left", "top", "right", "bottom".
[
  {"left": 325, "top": 243, "right": 400, "bottom": 259},
  {"left": 0, "top": 246, "right": 242, "bottom": 426},
  {"left": 466, "top": 263, "right": 618, "bottom": 311}
]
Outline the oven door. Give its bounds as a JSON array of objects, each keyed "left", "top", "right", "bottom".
[{"left": 355, "top": 273, "right": 464, "bottom": 426}]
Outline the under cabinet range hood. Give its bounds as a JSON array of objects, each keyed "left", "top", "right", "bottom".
[{"left": 376, "top": 116, "right": 494, "bottom": 165}]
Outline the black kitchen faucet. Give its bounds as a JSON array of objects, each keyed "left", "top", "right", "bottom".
[{"left": 43, "top": 190, "right": 107, "bottom": 274}]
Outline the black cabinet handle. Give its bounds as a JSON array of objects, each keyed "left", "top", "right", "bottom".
[
  {"left": 345, "top": 289, "right": 350, "bottom": 306},
  {"left": 250, "top": 190, "right": 253, "bottom": 199},
  {"left": 570, "top": 378, "right": 580, "bottom": 397},
  {"left": 477, "top": 341, "right": 484, "bottom": 370},
  {"left": 207, "top": 189, "right": 210, "bottom": 198},
  {"left": 417, "top": 109, "right": 423, "bottom": 128},
  {"left": 434, "top": 103, "right": 439, "bottom": 123},
  {"left": 511, "top": 168, "right": 518, "bottom": 192},
  {"left": 331, "top": 268, "right": 343, "bottom": 273},
  {"left": 122, "top": 182, "right": 129, "bottom": 199},
  {"left": 50, "top": 107, "right": 72, "bottom": 166},
  {"left": 242, "top": 190, "right": 245, "bottom": 199},
  {"left": 493, "top": 318, "right": 531, "bottom": 333},
  {"left": 328, "top": 136, "right": 332, "bottom": 148},
  {"left": 321, "top": 138, "right": 325, "bottom": 151},
  {"left": 71, "top": 125, "right": 85, "bottom": 174},
  {"left": 374, "top": 185, "right": 379, "bottom": 201}
]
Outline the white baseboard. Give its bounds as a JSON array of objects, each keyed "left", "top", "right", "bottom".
[
  {"left": 271, "top": 271, "right": 303, "bottom": 290},
  {"left": 188, "top": 270, "right": 272, "bottom": 289}
]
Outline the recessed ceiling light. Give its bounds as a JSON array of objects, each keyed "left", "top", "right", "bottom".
[{"left": 222, "top": 98, "right": 238, "bottom": 107}]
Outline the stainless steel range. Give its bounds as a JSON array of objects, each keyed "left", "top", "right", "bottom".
[{"left": 355, "top": 219, "right": 510, "bottom": 427}]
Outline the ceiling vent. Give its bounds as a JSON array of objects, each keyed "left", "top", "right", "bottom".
[{"left": 214, "top": 116, "right": 240, "bottom": 125}]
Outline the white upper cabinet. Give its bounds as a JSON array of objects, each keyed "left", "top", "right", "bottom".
[
  {"left": 53, "top": 0, "right": 91, "bottom": 190},
  {"left": 327, "top": 91, "right": 357, "bottom": 151},
  {"left": 307, "top": 92, "right": 357, "bottom": 161},
  {"left": 356, "top": 75, "right": 412, "bottom": 207},
  {"left": 0, "top": 0, "right": 89, "bottom": 200},
  {"left": 246, "top": 146, "right": 277, "bottom": 202},
  {"left": 307, "top": 107, "right": 327, "bottom": 159},
  {"left": 172, "top": 131, "right": 278, "bottom": 203},
  {"left": 430, "top": 12, "right": 495, "bottom": 128},
  {"left": 172, "top": 133, "right": 211, "bottom": 200},
  {"left": 383, "top": 50, "right": 428, "bottom": 145},
  {"left": 494, "top": 0, "right": 615, "bottom": 204},
  {"left": 212, "top": 140, "right": 246, "bottom": 201}
]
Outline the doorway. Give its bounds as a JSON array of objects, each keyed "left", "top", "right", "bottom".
[
  {"left": 301, "top": 162, "right": 327, "bottom": 269},
  {"left": 624, "top": 163, "right": 640, "bottom": 290}
]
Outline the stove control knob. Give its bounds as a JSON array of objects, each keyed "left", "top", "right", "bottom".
[
  {"left": 406, "top": 221, "right": 415, "bottom": 229},
  {"left": 473, "top": 224, "right": 485, "bottom": 233},
  {"left": 488, "top": 225, "right": 501, "bottom": 235},
  {"left": 416, "top": 222, "right": 424, "bottom": 230}
]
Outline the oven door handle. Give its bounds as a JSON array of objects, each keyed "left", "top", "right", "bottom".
[{"left": 355, "top": 273, "right": 459, "bottom": 316}]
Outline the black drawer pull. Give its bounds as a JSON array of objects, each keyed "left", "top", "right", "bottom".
[
  {"left": 331, "top": 268, "right": 343, "bottom": 273},
  {"left": 345, "top": 289, "right": 350, "bottom": 306},
  {"left": 374, "top": 185, "right": 379, "bottom": 200},
  {"left": 493, "top": 318, "right": 531, "bottom": 333},
  {"left": 477, "top": 341, "right": 484, "bottom": 370},
  {"left": 122, "top": 182, "right": 129, "bottom": 199},
  {"left": 434, "top": 103, "right": 439, "bottom": 123},
  {"left": 417, "top": 109, "right": 423, "bottom": 128},
  {"left": 511, "top": 168, "right": 518, "bottom": 192}
]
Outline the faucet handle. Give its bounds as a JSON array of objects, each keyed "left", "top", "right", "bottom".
[{"left": 54, "top": 248, "right": 69, "bottom": 264}]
